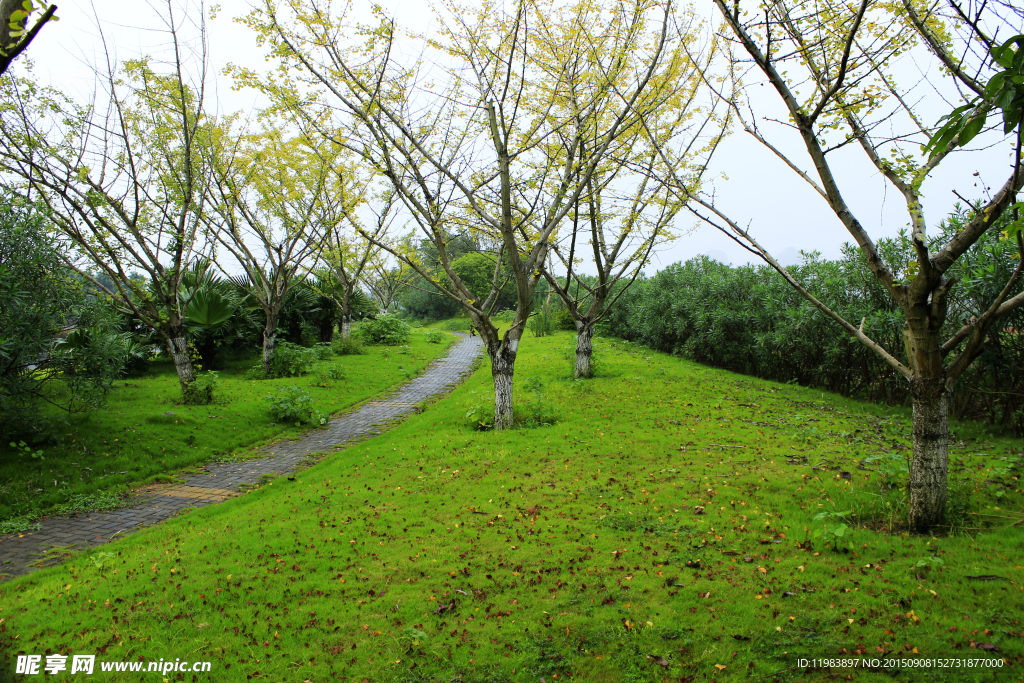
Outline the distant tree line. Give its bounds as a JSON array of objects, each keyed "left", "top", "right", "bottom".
[{"left": 604, "top": 206, "right": 1024, "bottom": 436}]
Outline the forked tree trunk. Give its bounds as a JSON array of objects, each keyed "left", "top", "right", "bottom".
[
  {"left": 166, "top": 325, "right": 196, "bottom": 389},
  {"left": 908, "top": 377, "right": 950, "bottom": 532},
  {"left": 262, "top": 311, "right": 279, "bottom": 375},
  {"left": 575, "top": 321, "right": 594, "bottom": 379},
  {"left": 489, "top": 338, "right": 518, "bottom": 430}
]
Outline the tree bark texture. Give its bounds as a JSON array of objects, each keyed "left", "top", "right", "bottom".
[
  {"left": 903, "top": 286, "right": 951, "bottom": 532},
  {"left": 489, "top": 339, "right": 518, "bottom": 430},
  {"left": 339, "top": 315, "right": 352, "bottom": 340},
  {"left": 262, "top": 313, "right": 278, "bottom": 375},
  {"left": 166, "top": 328, "right": 196, "bottom": 388},
  {"left": 575, "top": 321, "right": 594, "bottom": 379},
  {"left": 908, "top": 377, "right": 950, "bottom": 533}
]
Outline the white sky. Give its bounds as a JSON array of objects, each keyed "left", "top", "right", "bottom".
[{"left": 22, "top": 0, "right": 1014, "bottom": 271}]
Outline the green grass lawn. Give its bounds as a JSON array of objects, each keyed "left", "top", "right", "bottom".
[
  {"left": 1, "top": 331, "right": 1021, "bottom": 682},
  {"left": 0, "top": 330, "right": 456, "bottom": 526}
]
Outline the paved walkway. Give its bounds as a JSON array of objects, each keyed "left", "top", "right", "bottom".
[{"left": 0, "top": 333, "right": 483, "bottom": 581}]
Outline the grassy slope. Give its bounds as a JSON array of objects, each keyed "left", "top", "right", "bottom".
[
  {"left": 0, "top": 331, "right": 455, "bottom": 522},
  {"left": 1, "top": 331, "right": 1021, "bottom": 682}
]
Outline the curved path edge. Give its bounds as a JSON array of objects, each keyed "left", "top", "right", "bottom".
[{"left": 0, "top": 333, "right": 483, "bottom": 581}]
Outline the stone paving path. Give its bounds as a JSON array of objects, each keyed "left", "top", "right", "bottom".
[{"left": 0, "top": 333, "right": 483, "bottom": 581}]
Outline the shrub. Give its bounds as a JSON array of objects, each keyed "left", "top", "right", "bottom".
[
  {"left": 331, "top": 335, "right": 365, "bottom": 355},
  {"left": 492, "top": 309, "right": 515, "bottom": 323},
  {"left": 182, "top": 371, "right": 219, "bottom": 406},
  {"left": 443, "top": 318, "right": 471, "bottom": 331},
  {"left": 359, "top": 314, "right": 411, "bottom": 345},
  {"left": 265, "top": 386, "right": 324, "bottom": 425},
  {"left": 312, "top": 363, "right": 347, "bottom": 387},
  {"left": 554, "top": 309, "right": 576, "bottom": 331},
  {"left": 424, "top": 330, "right": 446, "bottom": 344},
  {"left": 266, "top": 341, "right": 317, "bottom": 378},
  {"left": 1, "top": 195, "right": 127, "bottom": 439},
  {"left": 243, "top": 366, "right": 266, "bottom": 380},
  {"left": 515, "top": 376, "right": 560, "bottom": 427},
  {"left": 314, "top": 343, "right": 334, "bottom": 360},
  {"left": 528, "top": 302, "right": 554, "bottom": 337},
  {"left": 464, "top": 396, "right": 494, "bottom": 431}
]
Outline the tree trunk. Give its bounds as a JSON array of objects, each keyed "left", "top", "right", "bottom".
[
  {"left": 908, "top": 377, "right": 950, "bottom": 532},
  {"left": 166, "top": 325, "right": 195, "bottom": 388},
  {"left": 318, "top": 317, "right": 334, "bottom": 344},
  {"left": 339, "top": 313, "right": 352, "bottom": 340},
  {"left": 575, "top": 321, "right": 594, "bottom": 379},
  {"left": 262, "top": 312, "right": 278, "bottom": 375},
  {"left": 489, "top": 338, "right": 518, "bottom": 430}
]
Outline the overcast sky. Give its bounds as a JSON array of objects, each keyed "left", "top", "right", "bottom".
[{"left": 22, "top": 0, "right": 1013, "bottom": 271}]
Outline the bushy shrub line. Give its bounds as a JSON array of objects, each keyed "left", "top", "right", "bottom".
[{"left": 605, "top": 220, "right": 1024, "bottom": 434}]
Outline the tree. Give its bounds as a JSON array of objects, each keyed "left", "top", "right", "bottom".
[
  {"left": 0, "top": 193, "right": 127, "bottom": 440},
  {"left": 542, "top": 53, "right": 721, "bottom": 376},
  {"left": 0, "top": 0, "right": 58, "bottom": 77},
  {"left": 240, "top": 0, "right": 689, "bottom": 428},
  {"left": 205, "top": 124, "right": 334, "bottom": 374},
  {"left": 366, "top": 260, "right": 416, "bottom": 315},
  {"left": 0, "top": 0, "right": 216, "bottom": 396},
  {"left": 667, "top": 0, "right": 1024, "bottom": 531},
  {"left": 314, "top": 188, "right": 389, "bottom": 340}
]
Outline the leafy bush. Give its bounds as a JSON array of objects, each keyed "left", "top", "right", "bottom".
[
  {"left": 0, "top": 196, "right": 128, "bottom": 439},
  {"left": 314, "top": 343, "right": 334, "bottom": 360},
  {"left": 443, "top": 318, "right": 471, "bottom": 331},
  {"left": 317, "top": 363, "right": 347, "bottom": 380},
  {"left": 554, "top": 309, "right": 576, "bottom": 331},
  {"left": 359, "top": 314, "right": 411, "bottom": 345},
  {"left": 312, "top": 363, "right": 346, "bottom": 387},
  {"left": 464, "top": 395, "right": 494, "bottom": 431},
  {"left": 243, "top": 366, "right": 266, "bottom": 380},
  {"left": 528, "top": 302, "right": 554, "bottom": 337},
  {"left": 266, "top": 341, "right": 317, "bottom": 378},
  {"left": 182, "top": 371, "right": 219, "bottom": 406},
  {"left": 424, "top": 330, "right": 446, "bottom": 344},
  {"left": 331, "top": 335, "right": 365, "bottom": 356},
  {"left": 492, "top": 309, "right": 515, "bottom": 323},
  {"left": 515, "top": 376, "right": 560, "bottom": 427},
  {"left": 265, "top": 386, "right": 324, "bottom": 425}
]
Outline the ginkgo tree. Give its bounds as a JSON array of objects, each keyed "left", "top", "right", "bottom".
[
  {"left": 314, "top": 188, "right": 392, "bottom": 340},
  {"left": 204, "top": 123, "right": 340, "bottom": 374},
  {"left": 660, "top": 0, "right": 1024, "bottom": 531},
  {"left": 237, "top": 0, "right": 704, "bottom": 428},
  {"left": 541, "top": 23, "right": 726, "bottom": 378},
  {"left": 0, "top": 0, "right": 218, "bottom": 396}
]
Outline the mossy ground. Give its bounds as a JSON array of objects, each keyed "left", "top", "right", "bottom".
[{"left": 0, "top": 331, "right": 1020, "bottom": 682}]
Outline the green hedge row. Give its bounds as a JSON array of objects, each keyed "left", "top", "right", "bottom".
[{"left": 604, "top": 213, "right": 1024, "bottom": 434}]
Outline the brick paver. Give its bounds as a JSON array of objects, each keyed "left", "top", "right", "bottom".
[{"left": 0, "top": 333, "right": 482, "bottom": 580}]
